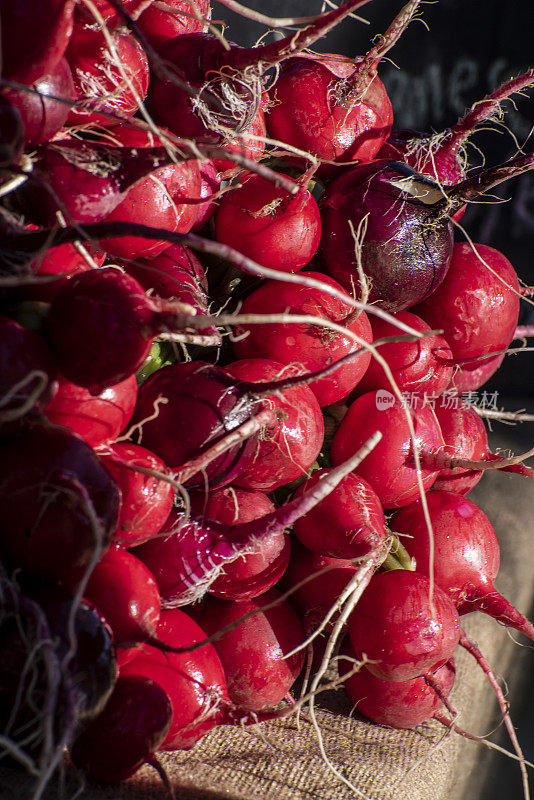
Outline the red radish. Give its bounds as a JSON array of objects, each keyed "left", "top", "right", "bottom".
[
  {"left": 214, "top": 170, "right": 321, "bottom": 274},
  {"left": 192, "top": 588, "right": 305, "bottom": 711},
  {"left": 192, "top": 159, "right": 221, "bottom": 231},
  {"left": 232, "top": 272, "right": 372, "bottom": 406},
  {"left": 147, "top": 0, "right": 373, "bottom": 145},
  {"left": 211, "top": 101, "right": 267, "bottom": 173},
  {"left": 414, "top": 243, "right": 520, "bottom": 389},
  {"left": 390, "top": 490, "right": 534, "bottom": 639},
  {"left": 69, "top": 675, "right": 172, "bottom": 782},
  {"left": 0, "top": 97, "right": 24, "bottom": 167},
  {"left": 348, "top": 570, "right": 461, "bottom": 682},
  {"left": 448, "top": 354, "right": 505, "bottom": 393},
  {"left": 266, "top": 0, "right": 420, "bottom": 167},
  {"left": 0, "top": 422, "right": 120, "bottom": 585},
  {"left": 99, "top": 443, "right": 174, "bottom": 547},
  {"left": 0, "top": 0, "right": 75, "bottom": 85},
  {"left": 127, "top": 243, "right": 209, "bottom": 312},
  {"left": 431, "top": 403, "right": 488, "bottom": 495},
  {"left": 44, "top": 374, "right": 138, "bottom": 449},
  {"left": 321, "top": 154, "right": 534, "bottom": 313},
  {"left": 138, "top": 0, "right": 211, "bottom": 46},
  {"left": 292, "top": 470, "right": 386, "bottom": 559},
  {"left": 0, "top": 316, "right": 57, "bottom": 420},
  {"left": 133, "top": 437, "right": 381, "bottom": 605},
  {"left": 189, "top": 486, "right": 290, "bottom": 600},
  {"left": 331, "top": 391, "right": 443, "bottom": 508},
  {"left": 339, "top": 641, "right": 456, "bottom": 730},
  {"left": 281, "top": 540, "right": 358, "bottom": 631},
  {"left": 2, "top": 58, "right": 75, "bottom": 146},
  {"left": 379, "top": 68, "right": 534, "bottom": 186},
  {"left": 84, "top": 546, "right": 161, "bottom": 644},
  {"left": 66, "top": 26, "right": 150, "bottom": 126},
  {"left": 120, "top": 608, "right": 231, "bottom": 750},
  {"left": 98, "top": 127, "right": 201, "bottom": 259},
  {"left": 226, "top": 358, "right": 324, "bottom": 491},
  {"left": 46, "top": 267, "right": 217, "bottom": 393},
  {"left": 74, "top": 0, "right": 153, "bottom": 25},
  {"left": 356, "top": 310, "right": 453, "bottom": 398}
]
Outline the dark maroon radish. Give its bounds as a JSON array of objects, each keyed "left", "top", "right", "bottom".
[
  {"left": 414, "top": 243, "right": 520, "bottom": 389},
  {"left": 321, "top": 160, "right": 453, "bottom": 312},
  {"left": 214, "top": 169, "right": 321, "bottom": 274},
  {"left": 84, "top": 547, "right": 161, "bottom": 644},
  {"left": 232, "top": 272, "right": 372, "bottom": 406},
  {"left": 281, "top": 540, "right": 358, "bottom": 632},
  {"left": 130, "top": 360, "right": 262, "bottom": 488},
  {"left": 98, "top": 127, "right": 201, "bottom": 259},
  {"left": 2, "top": 57, "right": 75, "bottom": 146},
  {"left": 339, "top": 640, "right": 456, "bottom": 729},
  {"left": 226, "top": 358, "right": 324, "bottom": 491},
  {"left": 431, "top": 403, "right": 488, "bottom": 495},
  {"left": 330, "top": 391, "right": 444, "bottom": 508},
  {"left": 74, "top": 0, "right": 153, "bottom": 25},
  {"left": 99, "top": 443, "right": 174, "bottom": 547},
  {"left": 138, "top": 0, "right": 211, "bottom": 46},
  {"left": 127, "top": 243, "right": 209, "bottom": 312},
  {"left": 133, "top": 441, "right": 382, "bottom": 605},
  {"left": 23, "top": 584, "right": 118, "bottom": 720},
  {"left": 390, "top": 490, "right": 534, "bottom": 639},
  {"left": 0, "top": 316, "right": 57, "bottom": 421},
  {"left": 66, "top": 25, "right": 150, "bottom": 126},
  {"left": 147, "top": 0, "right": 372, "bottom": 144},
  {"left": 292, "top": 470, "right": 386, "bottom": 559},
  {"left": 44, "top": 374, "right": 138, "bottom": 449},
  {"left": 69, "top": 675, "right": 172, "bottom": 782},
  {"left": 45, "top": 267, "right": 215, "bottom": 393},
  {"left": 0, "top": 0, "right": 75, "bottom": 85},
  {"left": 348, "top": 570, "right": 461, "bottom": 682},
  {"left": 189, "top": 486, "right": 290, "bottom": 600},
  {"left": 0, "top": 96, "right": 24, "bottom": 167},
  {"left": 356, "top": 310, "right": 453, "bottom": 398},
  {"left": 120, "top": 608, "right": 231, "bottom": 750},
  {"left": 192, "top": 589, "right": 305, "bottom": 711},
  {"left": 379, "top": 68, "right": 534, "bottom": 186},
  {"left": 0, "top": 422, "right": 120, "bottom": 585},
  {"left": 265, "top": 0, "right": 420, "bottom": 167}
]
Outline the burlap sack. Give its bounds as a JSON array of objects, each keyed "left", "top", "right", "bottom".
[{"left": 1, "top": 410, "right": 533, "bottom": 800}]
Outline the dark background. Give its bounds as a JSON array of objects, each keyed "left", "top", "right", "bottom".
[
  {"left": 214, "top": 0, "right": 534, "bottom": 397},
  {"left": 213, "top": 1, "right": 534, "bottom": 796}
]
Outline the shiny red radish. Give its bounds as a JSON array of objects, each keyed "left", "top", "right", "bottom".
[
  {"left": 331, "top": 391, "right": 443, "bottom": 508},
  {"left": 44, "top": 374, "right": 137, "bottom": 448},
  {"left": 356, "top": 310, "right": 453, "bottom": 397},
  {"left": 348, "top": 570, "right": 461, "bottom": 682},
  {"left": 138, "top": 0, "right": 211, "bottom": 46},
  {"left": 431, "top": 403, "right": 489, "bottom": 495},
  {"left": 66, "top": 26, "right": 150, "bottom": 125},
  {"left": 339, "top": 641, "right": 456, "bottom": 730},
  {"left": 84, "top": 547, "right": 161, "bottom": 644},
  {"left": 232, "top": 272, "right": 372, "bottom": 406},
  {"left": 292, "top": 470, "right": 386, "bottom": 559},
  {"left": 214, "top": 170, "right": 321, "bottom": 274},
  {"left": 126, "top": 243, "right": 209, "bottom": 313},
  {"left": 189, "top": 486, "right": 290, "bottom": 600},
  {"left": 390, "top": 490, "right": 534, "bottom": 639},
  {"left": 266, "top": 0, "right": 420, "bottom": 167},
  {"left": 226, "top": 358, "right": 324, "bottom": 491},
  {"left": 192, "top": 589, "right": 305, "bottom": 711},
  {"left": 99, "top": 443, "right": 174, "bottom": 547}
]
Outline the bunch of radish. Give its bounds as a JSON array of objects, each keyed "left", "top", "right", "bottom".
[{"left": 1, "top": 0, "right": 534, "bottom": 797}]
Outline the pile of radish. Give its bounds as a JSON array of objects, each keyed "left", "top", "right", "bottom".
[{"left": 1, "top": 0, "right": 534, "bottom": 797}]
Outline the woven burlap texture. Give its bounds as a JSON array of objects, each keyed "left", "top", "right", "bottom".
[{"left": 1, "top": 424, "right": 533, "bottom": 800}]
